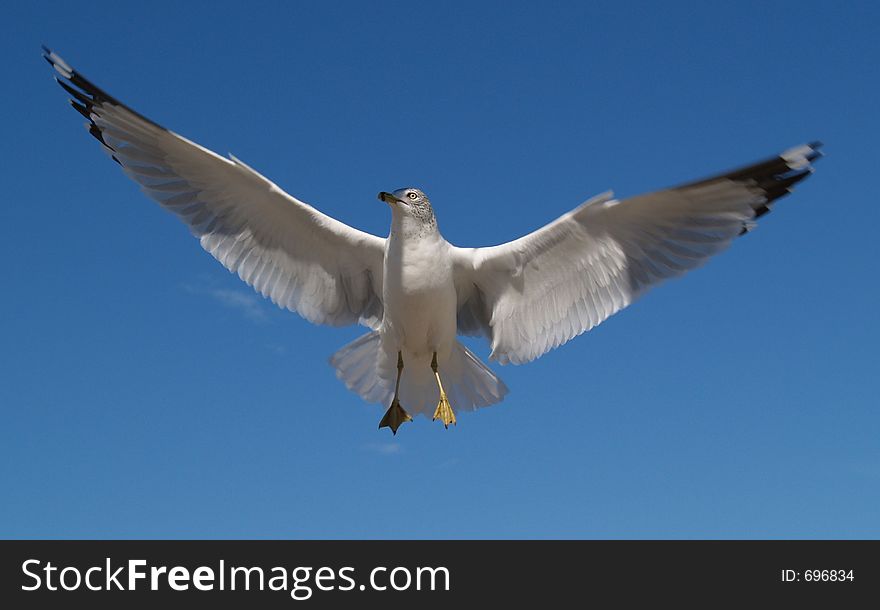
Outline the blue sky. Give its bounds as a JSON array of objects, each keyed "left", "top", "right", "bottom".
[{"left": 1, "top": 1, "right": 878, "bottom": 538}]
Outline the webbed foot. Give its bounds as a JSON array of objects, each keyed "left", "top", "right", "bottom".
[
  {"left": 432, "top": 391, "right": 456, "bottom": 428},
  {"left": 379, "top": 397, "right": 413, "bottom": 435}
]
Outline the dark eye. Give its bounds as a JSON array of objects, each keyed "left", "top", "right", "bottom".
[{"left": 407, "top": 192, "right": 418, "bottom": 200}]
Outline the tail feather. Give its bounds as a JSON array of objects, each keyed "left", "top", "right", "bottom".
[
  {"left": 329, "top": 332, "right": 394, "bottom": 405},
  {"left": 448, "top": 343, "right": 509, "bottom": 410},
  {"left": 330, "top": 332, "right": 508, "bottom": 417}
]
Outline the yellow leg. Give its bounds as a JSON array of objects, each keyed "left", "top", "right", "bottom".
[
  {"left": 379, "top": 351, "right": 412, "bottom": 435},
  {"left": 431, "top": 352, "right": 456, "bottom": 428}
]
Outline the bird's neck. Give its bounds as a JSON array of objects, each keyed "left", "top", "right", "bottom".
[{"left": 390, "top": 211, "right": 440, "bottom": 241}]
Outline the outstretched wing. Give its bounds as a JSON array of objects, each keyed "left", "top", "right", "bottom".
[
  {"left": 453, "top": 143, "right": 822, "bottom": 364},
  {"left": 44, "top": 48, "right": 385, "bottom": 328}
]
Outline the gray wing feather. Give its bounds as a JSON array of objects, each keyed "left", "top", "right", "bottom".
[
  {"left": 45, "top": 48, "right": 386, "bottom": 329},
  {"left": 454, "top": 143, "right": 822, "bottom": 364}
]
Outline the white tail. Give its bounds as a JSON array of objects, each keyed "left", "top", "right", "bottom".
[{"left": 329, "top": 332, "right": 509, "bottom": 416}]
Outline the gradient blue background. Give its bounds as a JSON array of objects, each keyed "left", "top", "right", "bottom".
[{"left": 2, "top": 1, "right": 877, "bottom": 538}]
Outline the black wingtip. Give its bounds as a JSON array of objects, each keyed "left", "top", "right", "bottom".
[
  {"left": 44, "top": 49, "right": 169, "bottom": 133},
  {"left": 682, "top": 141, "right": 823, "bottom": 238},
  {"left": 41, "top": 45, "right": 60, "bottom": 67},
  {"left": 805, "top": 141, "right": 824, "bottom": 162}
]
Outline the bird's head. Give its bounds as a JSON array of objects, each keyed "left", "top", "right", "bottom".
[{"left": 378, "top": 188, "right": 435, "bottom": 226}]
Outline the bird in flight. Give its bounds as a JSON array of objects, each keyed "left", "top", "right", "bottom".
[{"left": 44, "top": 47, "right": 821, "bottom": 434}]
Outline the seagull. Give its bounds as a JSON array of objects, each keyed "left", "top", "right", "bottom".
[{"left": 43, "top": 48, "right": 822, "bottom": 434}]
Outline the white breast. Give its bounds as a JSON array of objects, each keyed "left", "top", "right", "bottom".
[{"left": 382, "top": 229, "right": 457, "bottom": 357}]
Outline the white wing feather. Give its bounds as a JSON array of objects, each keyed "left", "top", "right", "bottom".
[
  {"left": 45, "top": 48, "right": 385, "bottom": 328},
  {"left": 454, "top": 143, "right": 822, "bottom": 364}
]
